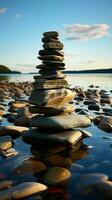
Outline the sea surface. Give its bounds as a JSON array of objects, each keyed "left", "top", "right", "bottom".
[
  {"left": 0, "top": 73, "right": 112, "bottom": 200},
  {"left": 0, "top": 73, "right": 112, "bottom": 90}
]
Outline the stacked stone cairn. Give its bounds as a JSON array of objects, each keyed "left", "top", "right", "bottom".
[{"left": 22, "top": 31, "right": 91, "bottom": 186}]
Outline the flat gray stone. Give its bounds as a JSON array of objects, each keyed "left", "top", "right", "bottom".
[
  {"left": 22, "top": 129, "right": 82, "bottom": 146},
  {"left": 30, "top": 114, "right": 91, "bottom": 130}
]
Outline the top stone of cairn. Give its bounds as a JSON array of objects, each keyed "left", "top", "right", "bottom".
[{"left": 43, "top": 31, "right": 59, "bottom": 38}]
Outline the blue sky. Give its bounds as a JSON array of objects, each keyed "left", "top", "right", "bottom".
[{"left": 0, "top": 0, "right": 112, "bottom": 72}]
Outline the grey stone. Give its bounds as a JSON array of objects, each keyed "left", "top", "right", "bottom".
[
  {"left": 14, "top": 116, "right": 30, "bottom": 126},
  {"left": 98, "top": 116, "right": 112, "bottom": 132},
  {"left": 43, "top": 41, "right": 63, "bottom": 50},
  {"left": 30, "top": 114, "right": 91, "bottom": 130},
  {"left": 17, "top": 107, "right": 31, "bottom": 118},
  {"left": 88, "top": 103, "right": 100, "bottom": 111},
  {"left": 22, "top": 129, "right": 82, "bottom": 146}
]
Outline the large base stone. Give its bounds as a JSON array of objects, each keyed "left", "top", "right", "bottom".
[
  {"left": 30, "top": 114, "right": 91, "bottom": 130},
  {"left": 22, "top": 129, "right": 82, "bottom": 146}
]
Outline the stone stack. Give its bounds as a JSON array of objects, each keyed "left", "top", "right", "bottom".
[{"left": 23, "top": 31, "right": 91, "bottom": 146}]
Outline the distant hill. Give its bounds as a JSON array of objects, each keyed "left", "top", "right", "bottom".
[
  {"left": 64, "top": 68, "right": 112, "bottom": 74},
  {"left": 0, "top": 65, "right": 21, "bottom": 74}
]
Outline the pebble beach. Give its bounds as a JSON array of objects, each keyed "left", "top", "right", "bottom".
[{"left": 0, "top": 31, "right": 112, "bottom": 200}]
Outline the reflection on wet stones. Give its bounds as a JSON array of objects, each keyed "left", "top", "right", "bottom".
[
  {"left": 11, "top": 157, "right": 47, "bottom": 176},
  {"left": 43, "top": 167, "right": 71, "bottom": 186}
]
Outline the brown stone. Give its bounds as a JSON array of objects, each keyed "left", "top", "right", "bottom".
[
  {"left": 43, "top": 31, "right": 59, "bottom": 37},
  {"left": 29, "top": 104, "right": 75, "bottom": 115},
  {"left": 44, "top": 154, "right": 72, "bottom": 167},
  {"left": 0, "top": 126, "right": 29, "bottom": 137},
  {"left": 33, "top": 79, "right": 68, "bottom": 89},
  {"left": 29, "top": 88, "right": 75, "bottom": 107},
  {"left": 43, "top": 41, "right": 63, "bottom": 50},
  {"left": 11, "top": 157, "right": 47, "bottom": 176}
]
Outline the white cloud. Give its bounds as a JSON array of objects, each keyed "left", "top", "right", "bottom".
[
  {"left": 65, "top": 53, "right": 79, "bottom": 58},
  {"left": 64, "top": 23, "right": 110, "bottom": 41},
  {"left": 0, "top": 7, "right": 7, "bottom": 15},
  {"left": 14, "top": 13, "right": 22, "bottom": 18}
]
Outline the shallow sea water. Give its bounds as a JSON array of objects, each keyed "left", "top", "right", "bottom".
[{"left": 0, "top": 73, "right": 112, "bottom": 200}]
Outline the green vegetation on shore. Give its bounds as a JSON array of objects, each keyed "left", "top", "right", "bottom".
[
  {"left": 64, "top": 68, "right": 112, "bottom": 74},
  {"left": 0, "top": 65, "right": 21, "bottom": 74}
]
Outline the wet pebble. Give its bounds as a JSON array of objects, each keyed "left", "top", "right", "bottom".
[
  {"left": 0, "top": 136, "right": 12, "bottom": 151},
  {"left": 43, "top": 167, "right": 71, "bottom": 186},
  {"left": 0, "top": 182, "right": 47, "bottom": 200},
  {"left": 44, "top": 154, "right": 72, "bottom": 167},
  {"left": 11, "top": 157, "right": 47, "bottom": 176},
  {"left": 70, "top": 163, "right": 85, "bottom": 173},
  {"left": 76, "top": 173, "right": 108, "bottom": 195},
  {"left": 0, "top": 125, "right": 29, "bottom": 138},
  {"left": 14, "top": 116, "right": 30, "bottom": 126}
]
